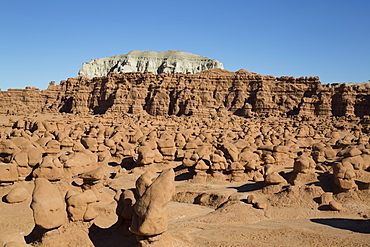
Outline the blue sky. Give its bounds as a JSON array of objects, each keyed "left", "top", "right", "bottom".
[{"left": 0, "top": 0, "right": 369, "bottom": 90}]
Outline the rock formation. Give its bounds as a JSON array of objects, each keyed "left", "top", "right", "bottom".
[
  {"left": 5, "top": 186, "right": 29, "bottom": 203},
  {"left": 78, "top": 50, "right": 224, "bottom": 78},
  {"left": 3, "top": 69, "right": 370, "bottom": 120},
  {"left": 130, "top": 169, "right": 175, "bottom": 246},
  {"left": 1, "top": 59, "right": 370, "bottom": 247},
  {"left": 66, "top": 189, "right": 98, "bottom": 222},
  {"left": 31, "top": 178, "right": 68, "bottom": 229}
]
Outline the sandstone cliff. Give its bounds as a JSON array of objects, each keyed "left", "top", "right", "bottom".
[
  {"left": 1, "top": 69, "right": 370, "bottom": 119},
  {"left": 78, "top": 50, "right": 224, "bottom": 78}
]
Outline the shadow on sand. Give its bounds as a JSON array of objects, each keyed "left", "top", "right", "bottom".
[
  {"left": 228, "top": 181, "right": 265, "bottom": 192},
  {"left": 310, "top": 218, "right": 370, "bottom": 234},
  {"left": 88, "top": 220, "right": 138, "bottom": 247},
  {"left": 174, "top": 165, "right": 194, "bottom": 181},
  {"left": 25, "top": 225, "right": 48, "bottom": 244}
]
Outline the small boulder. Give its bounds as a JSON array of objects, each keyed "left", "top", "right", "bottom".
[
  {"left": 246, "top": 194, "right": 256, "bottom": 204},
  {"left": 5, "top": 187, "right": 29, "bottom": 203},
  {"left": 320, "top": 192, "right": 333, "bottom": 205},
  {"left": 329, "top": 200, "right": 343, "bottom": 211}
]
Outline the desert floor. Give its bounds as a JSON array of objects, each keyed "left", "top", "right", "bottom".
[{"left": 1, "top": 165, "right": 369, "bottom": 247}]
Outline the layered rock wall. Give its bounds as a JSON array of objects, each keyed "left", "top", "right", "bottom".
[
  {"left": 2, "top": 69, "right": 370, "bottom": 118},
  {"left": 78, "top": 50, "right": 224, "bottom": 78}
]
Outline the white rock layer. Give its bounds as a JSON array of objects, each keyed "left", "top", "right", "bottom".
[{"left": 78, "top": 50, "right": 224, "bottom": 78}]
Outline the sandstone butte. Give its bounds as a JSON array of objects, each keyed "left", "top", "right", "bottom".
[
  {"left": 78, "top": 50, "right": 224, "bottom": 78},
  {"left": 0, "top": 51, "right": 369, "bottom": 247}
]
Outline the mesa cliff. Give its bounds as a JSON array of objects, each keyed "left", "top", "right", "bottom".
[
  {"left": 2, "top": 69, "right": 370, "bottom": 120},
  {"left": 78, "top": 50, "right": 224, "bottom": 78}
]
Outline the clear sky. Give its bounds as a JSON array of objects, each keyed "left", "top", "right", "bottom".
[{"left": 1, "top": 0, "right": 369, "bottom": 90}]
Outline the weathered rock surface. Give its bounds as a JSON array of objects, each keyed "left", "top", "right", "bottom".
[
  {"left": 5, "top": 187, "right": 29, "bottom": 203},
  {"left": 30, "top": 178, "right": 68, "bottom": 229},
  {"left": 3, "top": 68, "right": 370, "bottom": 119},
  {"left": 2, "top": 55, "right": 370, "bottom": 247},
  {"left": 131, "top": 168, "right": 175, "bottom": 246},
  {"left": 78, "top": 50, "right": 224, "bottom": 78}
]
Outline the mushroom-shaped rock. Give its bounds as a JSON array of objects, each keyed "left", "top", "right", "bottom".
[
  {"left": 96, "top": 144, "right": 111, "bottom": 163},
  {"left": 228, "top": 162, "right": 245, "bottom": 182},
  {"left": 157, "top": 139, "right": 176, "bottom": 160},
  {"left": 221, "top": 142, "right": 239, "bottom": 162},
  {"left": 293, "top": 153, "right": 316, "bottom": 174},
  {"left": 44, "top": 140, "right": 61, "bottom": 154},
  {"left": 339, "top": 147, "right": 366, "bottom": 170},
  {"left": 341, "top": 147, "right": 362, "bottom": 158},
  {"left": 66, "top": 190, "right": 98, "bottom": 221},
  {"left": 193, "top": 159, "right": 209, "bottom": 183},
  {"left": 31, "top": 178, "right": 68, "bottom": 229},
  {"left": 80, "top": 167, "right": 105, "bottom": 181},
  {"left": 80, "top": 167, "right": 106, "bottom": 190},
  {"left": 209, "top": 151, "right": 227, "bottom": 180},
  {"left": 130, "top": 168, "right": 175, "bottom": 237},
  {"left": 273, "top": 145, "right": 294, "bottom": 166},
  {"left": 81, "top": 137, "right": 98, "bottom": 152},
  {"left": 182, "top": 151, "right": 199, "bottom": 168},
  {"left": 263, "top": 164, "right": 285, "bottom": 185},
  {"left": 333, "top": 161, "right": 356, "bottom": 190}
]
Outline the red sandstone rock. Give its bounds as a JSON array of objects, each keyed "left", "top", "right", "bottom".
[{"left": 1, "top": 70, "right": 370, "bottom": 118}]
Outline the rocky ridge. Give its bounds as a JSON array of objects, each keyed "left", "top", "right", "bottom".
[
  {"left": 2, "top": 69, "right": 370, "bottom": 121},
  {"left": 78, "top": 50, "right": 224, "bottom": 78}
]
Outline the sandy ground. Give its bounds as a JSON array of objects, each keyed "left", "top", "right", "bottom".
[{"left": 1, "top": 175, "right": 369, "bottom": 247}]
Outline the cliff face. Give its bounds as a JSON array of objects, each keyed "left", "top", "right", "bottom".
[
  {"left": 78, "top": 50, "right": 224, "bottom": 78},
  {"left": 1, "top": 69, "right": 370, "bottom": 119}
]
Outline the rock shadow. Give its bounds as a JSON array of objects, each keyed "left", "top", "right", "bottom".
[
  {"left": 228, "top": 181, "right": 264, "bottom": 192},
  {"left": 120, "top": 157, "right": 137, "bottom": 170},
  {"left": 174, "top": 165, "right": 193, "bottom": 181},
  {"left": 25, "top": 225, "right": 48, "bottom": 244},
  {"left": 89, "top": 186, "right": 138, "bottom": 247},
  {"left": 317, "top": 172, "right": 335, "bottom": 192},
  {"left": 317, "top": 205, "right": 332, "bottom": 211},
  {"left": 310, "top": 218, "right": 370, "bottom": 233},
  {"left": 1, "top": 195, "right": 7, "bottom": 203},
  {"left": 88, "top": 220, "right": 138, "bottom": 247},
  {"left": 355, "top": 180, "right": 369, "bottom": 190}
]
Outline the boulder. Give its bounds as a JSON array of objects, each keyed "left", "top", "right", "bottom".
[{"left": 5, "top": 187, "right": 29, "bottom": 203}]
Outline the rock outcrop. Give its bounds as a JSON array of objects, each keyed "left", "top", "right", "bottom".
[
  {"left": 78, "top": 50, "right": 224, "bottom": 78},
  {"left": 3, "top": 69, "right": 370, "bottom": 119}
]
